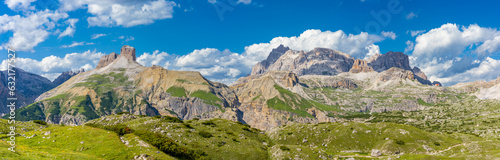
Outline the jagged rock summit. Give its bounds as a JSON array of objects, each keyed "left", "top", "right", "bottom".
[
  {"left": 121, "top": 45, "right": 136, "bottom": 61},
  {"left": 250, "top": 45, "right": 440, "bottom": 86},
  {"left": 52, "top": 69, "right": 85, "bottom": 86}
]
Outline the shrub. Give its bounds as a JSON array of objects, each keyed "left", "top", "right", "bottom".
[
  {"left": 217, "top": 141, "right": 226, "bottom": 147},
  {"left": 183, "top": 123, "right": 193, "bottom": 129},
  {"left": 33, "top": 120, "right": 47, "bottom": 125},
  {"left": 201, "top": 120, "right": 216, "bottom": 127},
  {"left": 153, "top": 115, "right": 162, "bottom": 118},
  {"left": 434, "top": 142, "right": 441, "bottom": 146},
  {"left": 280, "top": 146, "right": 291, "bottom": 151},
  {"left": 192, "top": 118, "right": 200, "bottom": 121},
  {"left": 116, "top": 111, "right": 129, "bottom": 115},
  {"left": 395, "top": 139, "right": 405, "bottom": 145},
  {"left": 242, "top": 127, "right": 252, "bottom": 132},
  {"left": 162, "top": 116, "right": 183, "bottom": 123},
  {"left": 86, "top": 123, "right": 133, "bottom": 136},
  {"left": 199, "top": 131, "right": 213, "bottom": 138},
  {"left": 226, "top": 130, "right": 234, "bottom": 135}
]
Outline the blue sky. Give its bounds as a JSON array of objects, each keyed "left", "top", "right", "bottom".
[{"left": 1, "top": 0, "right": 500, "bottom": 85}]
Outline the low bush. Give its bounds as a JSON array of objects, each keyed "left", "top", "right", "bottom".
[
  {"left": 280, "top": 146, "right": 291, "bottom": 151},
  {"left": 198, "top": 131, "right": 213, "bottom": 138},
  {"left": 162, "top": 116, "right": 183, "bottom": 123},
  {"left": 116, "top": 111, "right": 129, "bottom": 115},
  {"left": 86, "top": 123, "right": 133, "bottom": 136},
  {"left": 33, "top": 120, "right": 47, "bottom": 125},
  {"left": 395, "top": 139, "right": 405, "bottom": 145},
  {"left": 433, "top": 141, "right": 441, "bottom": 146},
  {"left": 183, "top": 123, "right": 193, "bottom": 129},
  {"left": 201, "top": 120, "right": 216, "bottom": 127}
]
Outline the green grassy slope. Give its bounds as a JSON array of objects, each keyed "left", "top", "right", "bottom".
[{"left": 0, "top": 119, "right": 174, "bottom": 160}]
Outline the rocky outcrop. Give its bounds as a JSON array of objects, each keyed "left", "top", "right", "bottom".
[
  {"left": 377, "top": 67, "right": 415, "bottom": 82},
  {"left": 121, "top": 45, "right": 136, "bottom": 61},
  {"left": 251, "top": 45, "right": 290, "bottom": 75},
  {"left": 52, "top": 69, "right": 85, "bottom": 86},
  {"left": 412, "top": 67, "right": 435, "bottom": 85},
  {"left": 368, "top": 51, "right": 412, "bottom": 72},
  {"left": 412, "top": 67, "right": 427, "bottom": 80},
  {"left": 96, "top": 52, "right": 118, "bottom": 69},
  {"left": 350, "top": 59, "right": 374, "bottom": 73},
  {"left": 263, "top": 47, "right": 355, "bottom": 76},
  {"left": 300, "top": 75, "right": 358, "bottom": 89}
]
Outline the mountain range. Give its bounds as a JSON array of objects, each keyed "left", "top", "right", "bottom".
[
  {"left": 2, "top": 45, "right": 500, "bottom": 159},
  {"left": 5, "top": 45, "right": 498, "bottom": 130}
]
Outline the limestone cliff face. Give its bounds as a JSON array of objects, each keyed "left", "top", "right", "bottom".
[
  {"left": 251, "top": 44, "right": 290, "bottom": 75},
  {"left": 24, "top": 45, "right": 237, "bottom": 126},
  {"left": 368, "top": 51, "right": 412, "bottom": 72},
  {"left": 231, "top": 71, "right": 327, "bottom": 130},
  {"left": 251, "top": 46, "right": 437, "bottom": 86},
  {"left": 95, "top": 52, "right": 118, "bottom": 69},
  {"left": 262, "top": 48, "right": 355, "bottom": 76},
  {"left": 350, "top": 59, "right": 374, "bottom": 73},
  {"left": 121, "top": 45, "right": 136, "bottom": 61}
]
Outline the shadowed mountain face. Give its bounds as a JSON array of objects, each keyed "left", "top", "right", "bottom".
[
  {"left": 0, "top": 68, "right": 54, "bottom": 116},
  {"left": 0, "top": 68, "right": 85, "bottom": 116},
  {"left": 52, "top": 69, "right": 85, "bottom": 86}
]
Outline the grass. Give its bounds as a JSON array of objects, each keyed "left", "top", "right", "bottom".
[
  {"left": 190, "top": 90, "right": 224, "bottom": 111},
  {"left": 166, "top": 86, "right": 187, "bottom": 98},
  {"left": 86, "top": 115, "right": 270, "bottom": 160},
  {"left": 0, "top": 119, "right": 175, "bottom": 160}
]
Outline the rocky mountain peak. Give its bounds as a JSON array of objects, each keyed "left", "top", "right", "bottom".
[
  {"left": 95, "top": 52, "right": 118, "bottom": 69},
  {"left": 52, "top": 69, "right": 85, "bottom": 86},
  {"left": 251, "top": 44, "right": 291, "bottom": 75},
  {"left": 120, "top": 45, "right": 136, "bottom": 61},
  {"left": 369, "top": 51, "right": 411, "bottom": 72}
]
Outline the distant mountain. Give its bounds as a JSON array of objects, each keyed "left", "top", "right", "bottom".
[
  {"left": 0, "top": 68, "right": 55, "bottom": 116},
  {"left": 0, "top": 67, "right": 86, "bottom": 116},
  {"left": 452, "top": 77, "right": 500, "bottom": 100},
  {"left": 250, "top": 45, "right": 441, "bottom": 86},
  {"left": 52, "top": 69, "right": 85, "bottom": 86}
]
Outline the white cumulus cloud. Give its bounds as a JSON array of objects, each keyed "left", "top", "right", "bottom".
[
  {"left": 409, "top": 23, "right": 500, "bottom": 85},
  {"left": 4, "top": 0, "right": 36, "bottom": 11},
  {"left": 59, "top": 0, "right": 178, "bottom": 27},
  {"left": 0, "top": 9, "right": 69, "bottom": 51},
  {"left": 381, "top": 31, "right": 397, "bottom": 40},
  {"left": 0, "top": 50, "right": 105, "bottom": 80},
  {"left": 58, "top": 18, "right": 79, "bottom": 39}
]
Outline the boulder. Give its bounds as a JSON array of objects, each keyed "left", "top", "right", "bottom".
[{"left": 371, "top": 149, "right": 382, "bottom": 157}]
